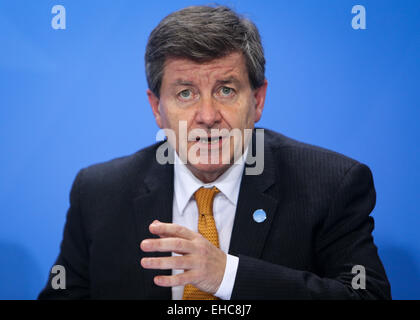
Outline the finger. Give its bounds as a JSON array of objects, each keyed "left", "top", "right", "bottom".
[
  {"left": 140, "top": 237, "right": 194, "bottom": 254},
  {"left": 149, "top": 220, "right": 167, "bottom": 238},
  {"left": 153, "top": 270, "right": 197, "bottom": 287},
  {"left": 149, "top": 221, "right": 197, "bottom": 240},
  {"left": 141, "top": 255, "right": 196, "bottom": 270}
]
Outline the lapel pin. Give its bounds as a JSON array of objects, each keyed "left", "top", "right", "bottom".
[{"left": 253, "top": 209, "right": 266, "bottom": 223}]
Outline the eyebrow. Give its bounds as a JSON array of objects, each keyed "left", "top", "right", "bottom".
[
  {"left": 172, "top": 79, "right": 194, "bottom": 86},
  {"left": 171, "top": 76, "right": 240, "bottom": 87},
  {"left": 215, "top": 76, "right": 240, "bottom": 86}
]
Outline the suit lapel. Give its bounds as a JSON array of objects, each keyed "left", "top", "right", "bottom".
[
  {"left": 132, "top": 154, "right": 174, "bottom": 299},
  {"left": 229, "top": 131, "right": 279, "bottom": 258}
]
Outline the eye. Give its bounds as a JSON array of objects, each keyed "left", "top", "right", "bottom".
[
  {"left": 219, "top": 86, "right": 235, "bottom": 97},
  {"left": 178, "top": 89, "right": 193, "bottom": 100}
]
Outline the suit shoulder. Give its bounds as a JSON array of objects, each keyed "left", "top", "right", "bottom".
[
  {"left": 76, "top": 141, "right": 161, "bottom": 190},
  {"left": 263, "top": 128, "right": 361, "bottom": 171},
  {"left": 261, "top": 129, "right": 370, "bottom": 193},
  {"left": 261, "top": 129, "right": 375, "bottom": 224}
]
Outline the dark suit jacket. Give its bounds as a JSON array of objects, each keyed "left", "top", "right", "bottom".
[{"left": 38, "top": 129, "right": 391, "bottom": 299}]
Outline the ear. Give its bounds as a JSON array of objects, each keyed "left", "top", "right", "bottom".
[
  {"left": 253, "top": 79, "right": 268, "bottom": 123},
  {"left": 147, "top": 89, "right": 163, "bottom": 129}
]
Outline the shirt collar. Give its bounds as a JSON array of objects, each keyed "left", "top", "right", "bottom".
[{"left": 174, "top": 148, "right": 248, "bottom": 215}]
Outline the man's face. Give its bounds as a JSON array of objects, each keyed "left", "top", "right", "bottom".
[{"left": 147, "top": 51, "right": 267, "bottom": 182}]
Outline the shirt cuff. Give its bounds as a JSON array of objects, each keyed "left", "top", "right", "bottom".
[{"left": 214, "top": 254, "right": 239, "bottom": 300}]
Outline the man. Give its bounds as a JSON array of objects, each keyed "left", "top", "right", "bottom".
[{"left": 39, "top": 5, "right": 391, "bottom": 299}]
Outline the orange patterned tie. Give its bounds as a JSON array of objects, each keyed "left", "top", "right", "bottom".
[{"left": 182, "top": 186, "right": 220, "bottom": 300}]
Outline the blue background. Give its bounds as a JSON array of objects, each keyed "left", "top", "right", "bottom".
[{"left": 0, "top": 0, "right": 419, "bottom": 299}]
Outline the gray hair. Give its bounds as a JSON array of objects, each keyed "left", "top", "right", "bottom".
[{"left": 145, "top": 5, "right": 265, "bottom": 98}]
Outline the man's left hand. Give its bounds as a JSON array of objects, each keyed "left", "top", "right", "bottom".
[{"left": 140, "top": 220, "right": 227, "bottom": 294}]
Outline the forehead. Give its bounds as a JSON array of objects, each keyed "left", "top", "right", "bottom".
[{"left": 162, "top": 52, "right": 248, "bottom": 85}]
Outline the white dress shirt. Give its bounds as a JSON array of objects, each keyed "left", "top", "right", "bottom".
[{"left": 171, "top": 149, "right": 248, "bottom": 300}]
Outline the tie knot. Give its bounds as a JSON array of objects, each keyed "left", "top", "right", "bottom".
[{"left": 194, "top": 186, "right": 220, "bottom": 216}]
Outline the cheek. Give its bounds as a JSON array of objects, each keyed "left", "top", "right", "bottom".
[
  {"left": 244, "top": 96, "right": 258, "bottom": 125},
  {"left": 159, "top": 101, "right": 179, "bottom": 128},
  {"left": 160, "top": 103, "right": 196, "bottom": 132},
  {"left": 224, "top": 99, "right": 255, "bottom": 128},
  {"left": 161, "top": 111, "right": 176, "bottom": 129}
]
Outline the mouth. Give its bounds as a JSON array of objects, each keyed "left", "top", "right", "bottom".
[{"left": 195, "top": 136, "right": 225, "bottom": 145}]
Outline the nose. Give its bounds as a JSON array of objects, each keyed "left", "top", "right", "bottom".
[{"left": 195, "top": 95, "right": 221, "bottom": 128}]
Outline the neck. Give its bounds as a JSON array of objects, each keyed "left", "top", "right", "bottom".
[{"left": 186, "top": 164, "right": 232, "bottom": 184}]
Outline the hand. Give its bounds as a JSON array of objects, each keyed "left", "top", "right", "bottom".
[{"left": 140, "top": 220, "right": 227, "bottom": 294}]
